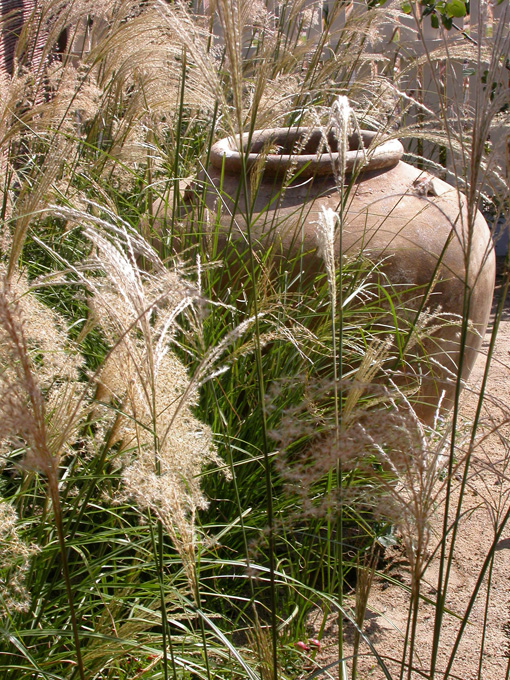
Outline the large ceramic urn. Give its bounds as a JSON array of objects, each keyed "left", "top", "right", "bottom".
[{"left": 184, "top": 127, "right": 495, "bottom": 424}]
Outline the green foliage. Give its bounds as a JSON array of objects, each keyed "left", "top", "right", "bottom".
[{"left": 401, "top": 0, "right": 468, "bottom": 28}]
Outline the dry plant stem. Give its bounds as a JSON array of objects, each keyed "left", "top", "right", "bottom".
[
  {"left": 211, "top": 386, "right": 257, "bottom": 601},
  {"left": 406, "top": 533, "right": 427, "bottom": 680},
  {"left": 148, "top": 515, "right": 177, "bottom": 680},
  {"left": 192, "top": 569, "right": 212, "bottom": 680},
  {"left": 0, "top": 284, "right": 84, "bottom": 676},
  {"left": 28, "top": 407, "right": 126, "bottom": 620},
  {"left": 330, "top": 105, "right": 351, "bottom": 676},
  {"left": 428, "top": 309, "right": 471, "bottom": 680},
  {"left": 237, "top": 149, "right": 278, "bottom": 680},
  {"left": 404, "top": 11, "right": 483, "bottom": 678},
  {"left": 429, "top": 23, "right": 507, "bottom": 666},
  {"left": 170, "top": 48, "right": 187, "bottom": 247},
  {"left": 352, "top": 550, "right": 377, "bottom": 679},
  {"left": 145, "top": 128, "right": 154, "bottom": 239},
  {"left": 157, "top": 522, "right": 171, "bottom": 680},
  {"left": 146, "top": 304, "right": 174, "bottom": 680},
  {"left": 46, "top": 468, "right": 86, "bottom": 680},
  {"left": 323, "top": 209, "right": 340, "bottom": 658},
  {"left": 476, "top": 551, "right": 495, "bottom": 679},
  {"left": 430, "top": 238, "right": 478, "bottom": 672},
  {"left": 336, "top": 193, "right": 345, "bottom": 680},
  {"left": 327, "top": 239, "right": 345, "bottom": 679}
]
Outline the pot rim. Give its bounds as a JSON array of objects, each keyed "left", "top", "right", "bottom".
[{"left": 210, "top": 127, "right": 404, "bottom": 178}]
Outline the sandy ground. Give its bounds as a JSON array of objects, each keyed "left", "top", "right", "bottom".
[{"left": 306, "top": 263, "right": 510, "bottom": 680}]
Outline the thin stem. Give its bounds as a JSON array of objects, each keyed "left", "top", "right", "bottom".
[
  {"left": 169, "top": 47, "right": 188, "bottom": 256},
  {"left": 149, "top": 515, "right": 177, "bottom": 680},
  {"left": 193, "top": 564, "right": 212, "bottom": 680},
  {"left": 406, "top": 552, "right": 424, "bottom": 680},
  {"left": 476, "top": 550, "right": 495, "bottom": 680},
  {"left": 237, "top": 140, "right": 278, "bottom": 680},
  {"left": 335, "top": 227, "right": 345, "bottom": 680},
  {"left": 47, "top": 468, "right": 86, "bottom": 680}
]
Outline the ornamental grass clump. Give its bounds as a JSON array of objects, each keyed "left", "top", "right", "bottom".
[
  {"left": 0, "top": 0, "right": 508, "bottom": 678},
  {"left": 0, "top": 227, "right": 229, "bottom": 675},
  {"left": 0, "top": 267, "right": 85, "bottom": 474},
  {"left": 84, "top": 221, "right": 222, "bottom": 592}
]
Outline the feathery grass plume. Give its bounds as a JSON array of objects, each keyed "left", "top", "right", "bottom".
[
  {"left": 270, "top": 374, "right": 445, "bottom": 652},
  {"left": 0, "top": 500, "right": 38, "bottom": 617},
  {"left": 155, "top": 0, "right": 396, "bottom": 138},
  {"left": 316, "top": 205, "right": 338, "bottom": 306},
  {"left": 330, "top": 95, "right": 353, "bottom": 180},
  {"left": 0, "top": 67, "right": 60, "bottom": 255},
  {"left": 96, "top": 1, "right": 217, "bottom": 113},
  {"left": 271, "top": 380, "right": 384, "bottom": 512},
  {"left": 8, "top": 138, "right": 75, "bottom": 279},
  {"left": 0, "top": 265, "right": 88, "bottom": 676},
  {"left": 0, "top": 266, "right": 85, "bottom": 472},
  {"left": 83, "top": 222, "right": 221, "bottom": 591},
  {"left": 0, "top": 266, "right": 76, "bottom": 386},
  {"left": 341, "top": 335, "right": 393, "bottom": 430},
  {"left": 212, "top": 0, "right": 310, "bottom": 131},
  {"left": 215, "top": 0, "right": 262, "bottom": 131},
  {"left": 265, "top": 370, "right": 443, "bottom": 678},
  {"left": 0, "top": 0, "right": 223, "bottom": 261},
  {"left": 154, "top": 0, "right": 227, "bottom": 111},
  {"left": 0, "top": 0, "right": 115, "bottom": 138}
]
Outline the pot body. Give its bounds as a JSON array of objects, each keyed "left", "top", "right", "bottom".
[{"left": 184, "top": 128, "right": 495, "bottom": 424}]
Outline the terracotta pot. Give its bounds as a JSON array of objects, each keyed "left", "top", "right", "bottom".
[{"left": 184, "top": 127, "right": 495, "bottom": 424}]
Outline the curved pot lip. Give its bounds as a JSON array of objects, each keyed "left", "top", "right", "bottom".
[{"left": 210, "top": 127, "right": 404, "bottom": 178}]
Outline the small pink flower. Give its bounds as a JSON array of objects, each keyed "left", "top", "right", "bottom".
[
  {"left": 308, "top": 638, "right": 321, "bottom": 650},
  {"left": 295, "top": 641, "right": 310, "bottom": 652}
]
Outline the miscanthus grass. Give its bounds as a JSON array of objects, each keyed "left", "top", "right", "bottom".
[{"left": 0, "top": 1, "right": 508, "bottom": 679}]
